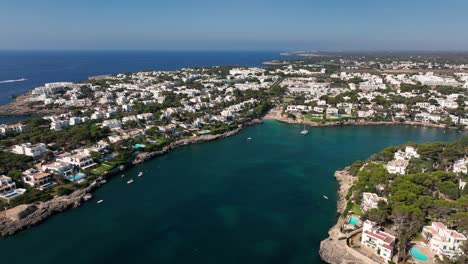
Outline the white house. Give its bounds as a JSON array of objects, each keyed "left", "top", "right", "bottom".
[
  {"left": 394, "top": 146, "right": 420, "bottom": 161},
  {"left": 12, "top": 143, "right": 48, "bottom": 158},
  {"left": 57, "top": 151, "right": 96, "bottom": 170},
  {"left": 386, "top": 159, "right": 409, "bottom": 174},
  {"left": 0, "top": 175, "right": 26, "bottom": 200},
  {"left": 102, "top": 119, "right": 122, "bottom": 129},
  {"left": 453, "top": 158, "right": 467, "bottom": 174},
  {"left": 42, "top": 161, "right": 74, "bottom": 177},
  {"left": 422, "top": 222, "right": 467, "bottom": 259},
  {"left": 0, "top": 123, "right": 25, "bottom": 135},
  {"left": 361, "top": 192, "right": 387, "bottom": 212},
  {"left": 361, "top": 220, "right": 395, "bottom": 262},
  {"left": 22, "top": 169, "right": 54, "bottom": 190}
]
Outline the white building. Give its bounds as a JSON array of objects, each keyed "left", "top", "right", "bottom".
[
  {"left": 453, "top": 158, "right": 467, "bottom": 174},
  {"left": 361, "top": 220, "right": 395, "bottom": 262},
  {"left": 386, "top": 159, "right": 409, "bottom": 174},
  {"left": 42, "top": 161, "right": 74, "bottom": 177},
  {"left": 394, "top": 146, "right": 420, "bottom": 160},
  {"left": 58, "top": 151, "right": 96, "bottom": 170},
  {"left": 22, "top": 169, "right": 54, "bottom": 190},
  {"left": 102, "top": 119, "right": 122, "bottom": 129},
  {"left": 422, "top": 222, "right": 467, "bottom": 259},
  {"left": 0, "top": 123, "right": 25, "bottom": 135},
  {"left": 0, "top": 175, "right": 26, "bottom": 200},
  {"left": 12, "top": 143, "right": 48, "bottom": 158},
  {"left": 361, "top": 192, "right": 387, "bottom": 212}
]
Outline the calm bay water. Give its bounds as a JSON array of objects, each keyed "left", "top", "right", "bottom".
[{"left": 0, "top": 121, "right": 464, "bottom": 264}]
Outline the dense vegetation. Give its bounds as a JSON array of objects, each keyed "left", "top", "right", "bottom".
[{"left": 348, "top": 137, "right": 468, "bottom": 263}]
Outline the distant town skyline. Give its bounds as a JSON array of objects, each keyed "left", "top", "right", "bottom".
[{"left": 1, "top": 0, "right": 467, "bottom": 51}]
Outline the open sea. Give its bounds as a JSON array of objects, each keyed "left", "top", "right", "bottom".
[{"left": 0, "top": 51, "right": 465, "bottom": 263}]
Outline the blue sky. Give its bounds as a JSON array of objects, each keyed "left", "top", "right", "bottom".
[{"left": 1, "top": 0, "right": 467, "bottom": 50}]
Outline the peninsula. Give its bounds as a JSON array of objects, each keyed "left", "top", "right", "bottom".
[{"left": 320, "top": 138, "right": 468, "bottom": 264}]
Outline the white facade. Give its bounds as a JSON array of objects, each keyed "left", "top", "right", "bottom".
[
  {"left": 422, "top": 222, "right": 467, "bottom": 259},
  {"left": 361, "top": 192, "right": 387, "bottom": 212},
  {"left": 361, "top": 220, "right": 395, "bottom": 262},
  {"left": 386, "top": 159, "right": 409, "bottom": 174},
  {"left": 12, "top": 143, "right": 48, "bottom": 158}
]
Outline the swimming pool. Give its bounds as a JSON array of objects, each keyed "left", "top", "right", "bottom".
[
  {"left": 348, "top": 216, "right": 359, "bottom": 225},
  {"left": 410, "top": 247, "right": 429, "bottom": 262},
  {"left": 4, "top": 192, "right": 20, "bottom": 199},
  {"left": 66, "top": 173, "right": 86, "bottom": 182},
  {"left": 133, "top": 144, "right": 146, "bottom": 149}
]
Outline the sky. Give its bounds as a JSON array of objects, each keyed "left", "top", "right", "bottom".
[{"left": 0, "top": 0, "right": 467, "bottom": 51}]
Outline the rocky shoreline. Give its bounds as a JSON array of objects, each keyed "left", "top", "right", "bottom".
[
  {"left": 0, "top": 119, "right": 262, "bottom": 238},
  {"left": 318, "top": 170, "right": 378, "bottom": 264}
]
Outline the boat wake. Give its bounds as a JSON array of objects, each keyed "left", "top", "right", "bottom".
[{"left": 0, "top": 78, "right": 27, "bottom": 84}]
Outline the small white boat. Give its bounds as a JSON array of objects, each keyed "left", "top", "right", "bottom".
[
  {"left": 247, "top": 137, "right": 252, "bottom": 140},
  {"left": 127, "top": 179, "right": 134, "bottom": 184},
  {"left": 138, "top": 172, "right": 143, "bottom": 177},
  {"left": 300, "top": 124, "right": 309, "bottom": 135},
  {"left": 121, "top": 174, "right": 125, "bottom": 178},
  {"left": 97, "top": 199, "right": 104, "bottom": 204},
  {"left": 323, "top": 195, "right": 328, "bottom": 199}
]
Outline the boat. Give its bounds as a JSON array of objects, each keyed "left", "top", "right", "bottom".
[
  {"left": 300, "top": 124, "right": 309, "bottom": 135},
  {"left": 138, "top": 171, "right": 143, "bottom": 177},
  {"left": 97, "top": 200, "right": 104, "bottom": 204},
  {"left": 121, "top": 174, "right": 125, "bottom": 178},
  {"left": 323, "top": 195, "right": 328, "bottom": 199},
  {"left": 127, "top": 179, "right": 134, "bottom": 184},
  {"left": 247, "top": 137, "right": 252, "bottom": 140}
]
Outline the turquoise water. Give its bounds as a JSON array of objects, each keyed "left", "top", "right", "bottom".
[
  {"left": 410, "top": 247, "right": 429, "bottom": 262},
  {"left": 348, "top": 216, "right": 359, "bottom": 225},
  {"left": 0, "top": 121, "right": 463, "bottom": 264}
]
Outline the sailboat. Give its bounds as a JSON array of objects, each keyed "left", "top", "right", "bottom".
[
  {"left": 300, "top": 124, "right": 309, "bottom": 135},
  {"left": 138, "top": 171, "right": 143, "bottom": 177}
]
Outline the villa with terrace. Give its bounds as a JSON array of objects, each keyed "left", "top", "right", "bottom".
[
  {"left": 42, "top": 161, "right": 74, "bottom": 177},
  {"left": 422, "top": 222, "right": 467, "bottom": 260},
  {"left": 361, "top": 192, "right": 387, "bottom": 212},
  {"left": 0, "top": 175, "right": 26, "bottom": 201},
  {"left": 22, "top": 169, "right": 55, "bottom": 191},
  {"left": 361, "top": 220, "right": 396, "bottom": 262},
  {"left": 57, "top": 150, "right": 97, "bottom": 170}
]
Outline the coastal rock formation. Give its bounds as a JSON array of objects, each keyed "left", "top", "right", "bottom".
[
  {"left": 0, "top": 179, "right": 105, "bottom": 237},
  {"left": 0, "top": 93, "right": 65, "bottom": 116},
  {"left": 319, "top": 170, "right": 378, "bottom": 264}
]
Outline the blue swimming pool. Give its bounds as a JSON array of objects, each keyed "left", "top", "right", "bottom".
[
  {"left": 348, "top": 216, "right": 359, "bottom": 225},
  {"left": 66, "top": 173, "right": 86, "bottom": 182},
  {"left": 133, "top": 144, "right": 146, "bottom": 149},
  {"left": 410, "top": 247, "right": 429, "bottom": 262}
]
